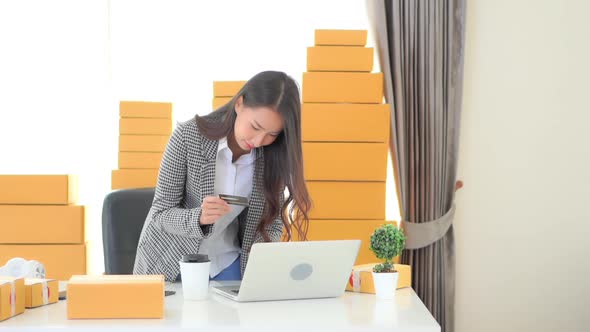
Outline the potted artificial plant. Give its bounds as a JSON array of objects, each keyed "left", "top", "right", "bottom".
[{"left": 369, "top": 223, "right": 406, "bottom": 299}]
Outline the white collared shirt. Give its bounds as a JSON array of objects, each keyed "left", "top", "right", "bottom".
[{"left": 198, "top": 137, "right": 255, "bottom": 277}]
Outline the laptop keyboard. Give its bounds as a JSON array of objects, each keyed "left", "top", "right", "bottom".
[{"left": 217, "top": 286, "right": 240, "bottom": 295}]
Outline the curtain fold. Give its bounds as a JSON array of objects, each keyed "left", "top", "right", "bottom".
[{"left": 366, "top": 1, "right": 466, "bottom": 331}]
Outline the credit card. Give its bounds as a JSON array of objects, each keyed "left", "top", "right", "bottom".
[{"left": 218, "top": 194, "right": 249, "bottom": 207}]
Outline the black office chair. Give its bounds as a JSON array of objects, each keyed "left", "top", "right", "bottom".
[{"left": 102, "top": 188, "right": 155, "bottom": 274}]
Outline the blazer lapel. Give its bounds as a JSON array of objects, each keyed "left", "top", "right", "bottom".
[
  {"left": 242, "top": 148, "right": 265, "bottom": 246},
  {"left": 199, "top": 134, "right": 219, "bottom": 199}
]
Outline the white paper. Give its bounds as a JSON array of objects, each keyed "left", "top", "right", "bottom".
[{"left": 211, "top": 205, "right": 245, "bottom": 236}]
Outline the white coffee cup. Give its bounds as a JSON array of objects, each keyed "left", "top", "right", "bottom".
[{"left": 179, "top": 254, "right": 210, "bottom": 301}]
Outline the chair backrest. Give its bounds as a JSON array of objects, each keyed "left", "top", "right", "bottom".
[{"left": 102, "top": 188, "right": 155, "bottom": 274}]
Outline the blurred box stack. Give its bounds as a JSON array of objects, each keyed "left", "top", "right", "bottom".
[
  {"left": 212, "top": 81, "right": 246, "bottom": 109},
  {"left": 296, "top": 29, "right": 396, "bottom": 265},
  {"left": 0, "top": 175, "right": 86, "bottom": 281},
  {"left": 113, "top": 101, "right": 173, "bottom": 190}
]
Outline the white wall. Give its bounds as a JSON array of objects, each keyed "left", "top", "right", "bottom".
[
  {"left": 0, "top": 0, "right": 111, "bottom": 278},
  {"left": 0, "top": 1, "right": 401, "bottom": 276},
  {"left": 109, "top": 0, "right": 374, "bottom": 122},
  {"left": 456, "top": 1, "right": 590, "bottom": 331}
]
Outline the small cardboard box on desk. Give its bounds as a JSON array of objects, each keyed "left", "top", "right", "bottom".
[
  {"left": 25, "top": 278, "right": 59, "bottom": 308},
  {"left": 67, "top": 275, "right": 165, "bottom": 319},
  {"left": 346, "top": 263, "right": 412, "bottom": 294},
  {"left": 0, "top": 277, "right": 25, "bottom": 321}
]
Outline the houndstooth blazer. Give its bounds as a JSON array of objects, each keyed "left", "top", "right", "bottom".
[{"left": 133, "top": 118, "right": 284, "bottom": 282}]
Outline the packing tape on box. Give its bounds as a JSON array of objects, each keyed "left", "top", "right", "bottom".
[
  {"left": 10, "top": 280, "right": 16, "bottom": 316},
  {"left": 352, "top": 270, "right": 361, "bottom": 292},
  {"left": 42, "top": 280, "right": 48, "bottom": 305}
]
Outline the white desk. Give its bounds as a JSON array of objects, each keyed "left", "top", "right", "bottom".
[{"left": 1, "top": 281, "right": 440, "bottom": 331}]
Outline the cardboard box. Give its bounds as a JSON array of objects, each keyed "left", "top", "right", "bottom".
[
  {"left": 67, "top": 275, "right": 164, "bottom": 319},
  {"left": 293, "top": 220, "right": 397, "bottom": 265},
  {"left": 346, "top": 263, "right": 411, "bottom": 293},
  {"left": 307, "top": 46, "right": 373, "bottom": 72},
  {"left": 111, "top": 169, "right": 159, "bottom": 190},
  {"left": 0, "top": 277, "right": 24, "bottom": 321},
  {"left": 119, "top": 118, "right": 173, "bottom": 135},
  {"left": 0, "top": 175, "right": 78, "bottom": 205},
  {"left": 24, "top": 278, "right": 58, "bottom": 308},
  {"left": 307, "top": 181, "right": 385, "bottom": 219},
  {"left": 119, "top": 101, "right": 172, "bottom": 119},
  {"left": 315, "top": 29, "right": 367, "bottom": 46},
  {"left": 302, "top": 72, "right": 383, "bottom": 103},
  {"left": 213, "top": 81, "right": 246, "bottom": 97},
  {"left": 0, "top": 205, "right": 84, "bottom": 244},
  {"left": 213, "top": 97, "right": 232, "bottom": 109},
  {"left": 302, "top": 103, "right": 390, "bottom": 142},
  {"left": 119, "top": 135, "right": 170, "bottom": 152},
  {"left": 303, "top": 142, "right": 387, "bottom": 181},
  {"left": 0, "top": 244, "right": 86, "bottom": 281},
  {"left": 118, "top": 152, "right": 164, "bottom": 169}
]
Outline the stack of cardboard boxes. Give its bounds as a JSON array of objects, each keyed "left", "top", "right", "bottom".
[
  {"left": 112, "top": 101, "right": 173, "bottom": 190},
  {"left": 0, "top": 175, "right": 86, "bottom": 281},
  {"left": 299, "top": 29, "right": 411, "bottom": 292},
  {"left": 212, "top": 81, "right": 246, "bottom": 110},
  {"left": 298, "top": 30, "right": 390, "bottom": 265}
]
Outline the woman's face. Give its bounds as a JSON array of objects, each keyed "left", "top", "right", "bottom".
[{"left": 233, "top": 96, "right": 284, "bottom": 152}]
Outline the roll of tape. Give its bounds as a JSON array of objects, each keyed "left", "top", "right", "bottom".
[
  {"left": 42, "top": 280, "right": 49, "bottom": 305},
  {"left": 10, "top": 280, "right": 16, "bottom": 316}
]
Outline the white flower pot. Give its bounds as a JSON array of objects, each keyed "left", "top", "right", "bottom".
[{"left": 372, "top": 271, "right": 398, "bottom": 300}]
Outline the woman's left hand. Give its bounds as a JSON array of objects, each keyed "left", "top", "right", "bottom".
[{"left": 199, "top": 196, "right": 231, "bottom": 225}]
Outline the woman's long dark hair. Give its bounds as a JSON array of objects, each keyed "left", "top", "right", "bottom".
[{"left": 195, "top": 71, "right": 311, "bottom": 241}]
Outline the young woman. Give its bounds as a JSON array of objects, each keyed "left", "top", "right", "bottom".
[{"left": 133, "top": 71, "right": 311, "bottom": 282}]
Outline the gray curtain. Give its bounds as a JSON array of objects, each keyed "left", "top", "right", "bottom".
[{"left": 366, "top": 1, "right": 466, "bottom": 332}]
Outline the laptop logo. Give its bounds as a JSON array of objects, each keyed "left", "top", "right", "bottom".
[{"left": 290, "top": 263, "right": 313, "bottom": 280}]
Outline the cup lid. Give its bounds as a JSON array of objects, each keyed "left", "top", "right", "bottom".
[{"left": 181, "top": 254, "right": 210, "bottom": 263}]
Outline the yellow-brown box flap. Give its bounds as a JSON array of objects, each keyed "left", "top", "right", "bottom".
[
  {"left": 307, "top": 46, "right": 373, "bottom": 72},
  {"left": 307, "top": 181, "right": 385, "bottom": 220},
  {"left": 302, "top": 103, "right": 390, "bottom": 143},
  {"left": 0, "top": 205, "right": 84, "bottom": 244},
  {"left": 119, "top": 101, "right": 172, "bottom": 119},
  {"left": 302, "top": 72, "right": 383, "bottom": 103},
  {"left": 213, "top": 81, "right": 246, "bottom": 97},
  {"left": 0, "top": 175, "right": 78, "bottom": 205},
  {"left": 303, "top": 142, "right": 388, "bottom": 181},
  {"left": 67, "top": 275, "right": 164, "bottom": 319},
  {"left": 118, "top": 152, "right": 164, "bottom": 169},
  {"left": 213, "top": 97, "right": 232, "bottom": 110},
  {"left": 111, "top": 169, "right": 159, "bottom": 190},
  {"left": 314, "top": 29, "right": 367, "bottom": 46},
  {"left": 24, "top": 278, "right": 58, "bottom": 308},
  {"left": 119, "top": 118, "right": 173, "bottom": 135},
  {"left": 119, "top": 135, "right": 170, "bottom": 152}
]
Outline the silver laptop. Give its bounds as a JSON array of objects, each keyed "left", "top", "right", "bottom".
[{"left": 211, "top": 240, "right": 360, "bottom": 302}]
